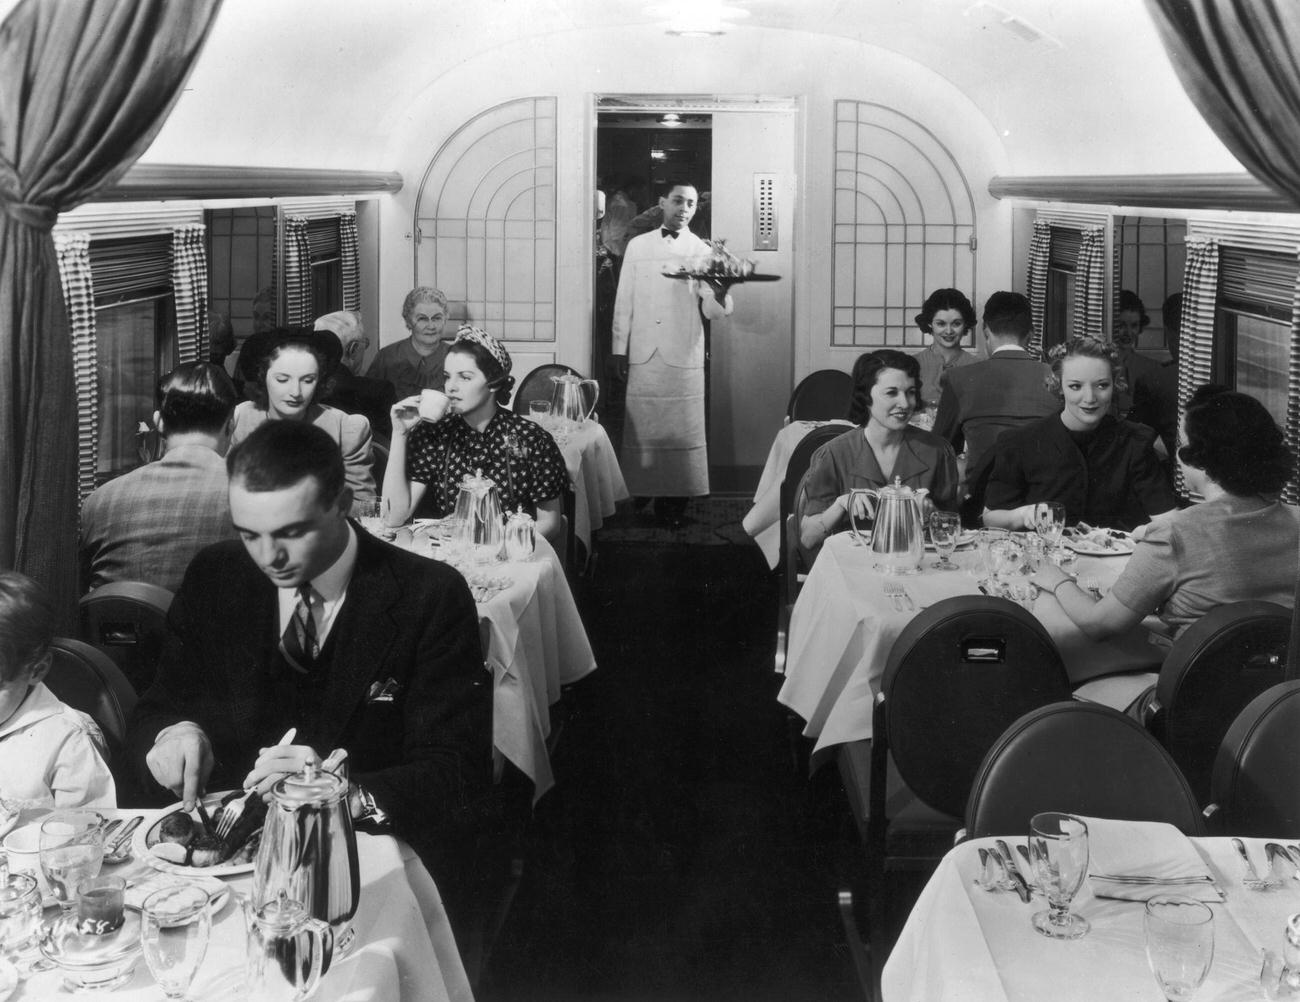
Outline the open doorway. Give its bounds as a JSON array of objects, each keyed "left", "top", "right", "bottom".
[{"left": 594, "top": 111, "right": 713, "bottom": 452}]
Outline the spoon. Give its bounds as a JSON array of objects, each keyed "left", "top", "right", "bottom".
[{"left": 1233, "top": 837, "right": 1282, "bottom": 890}]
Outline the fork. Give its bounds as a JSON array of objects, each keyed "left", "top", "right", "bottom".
[
  {"left": 882, "top": 580, "right": 906, "bottom": 612},
  {"left": 216, "top": 726, "right": 296, "bottom": 839},
  {"left": 1233, "top": 837, "right": 1283, "bottom": 890}
]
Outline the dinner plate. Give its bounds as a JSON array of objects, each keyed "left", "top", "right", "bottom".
[
  {"left": 125, "top": 869, "right": 230, "bottom": 915},
  {"left": 1063, "top": 530, "right": 1135, "bottom": 556},
  {"left": 134, "top": 792, "right": 259, "bottom": 877}
]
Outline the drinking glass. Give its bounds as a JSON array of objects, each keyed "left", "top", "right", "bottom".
[
  {"left": 529, "top": 399, "right": 552, "bottom": 428},
  {"left": 1033, "top": 501, "right": 1067, "bottom": 552},
  {"left": 0, "top": 871, "right": 42, "bottom": 960},
  {"left": 141, "top": 885, "right": 211, "bottom": 1000},
  {"left": 357, "top": 499, "right": 384, "bottom": 536},
  {"left": 39, "top": 810, "right": 104, "bottom": 910},
  {"left": 76, "top": 874, "right": 125, "bottom": 935},
  {"left": 1145, "top": 897, "right": 1214, "bottom": 1001},
  {"left": 988, "top": 537, "right": 1026, "bottom": 597},
  {"left": 968, "top": 527, "right": 1009, "bottom": 584},
  {"left": 1027, "top": 812, "right": 1090, "bottom": 940},
  {"left": 928, "top": 511, "right": 961, "bottom": 570}
]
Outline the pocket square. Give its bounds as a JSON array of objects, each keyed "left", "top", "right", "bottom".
[{"left": 366, "top": 678, "right": 403, "bottom": 703}]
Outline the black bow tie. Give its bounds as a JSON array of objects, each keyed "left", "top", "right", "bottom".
[{"left": 660, "top": 228, "right": 679, "bottom": 239}]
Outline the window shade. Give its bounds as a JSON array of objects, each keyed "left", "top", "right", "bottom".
[
  {"left": 90, "top": 236, "right": 172, "bottom": 304},
  {"left": 307, "top": 217, "right": 340, "bottom": 261},
  {"left": 1049, "top": 227, "right": 1082, "bottom": 270},
  {"left": 1218, "top": 247, "right": 1298, "bottom": 321}
]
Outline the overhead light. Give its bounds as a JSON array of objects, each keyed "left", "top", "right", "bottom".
[
  {"left": 646, "top": 2, "right": 750, "bottom": 36},
  {"left": 650, "top": 149, "right": 667, "bottom": 160},
  {"left": 660, "top": 113, "right": 682, "bottom": 127}
]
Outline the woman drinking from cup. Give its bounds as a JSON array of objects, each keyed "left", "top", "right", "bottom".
[
  {"left": 1032, "top": 385, "right": 1299, "bottom": 641},
  {"left": 799, "top": 349, "right": 959, "bottom": 558},
  {"left": 982, "top": 335, "right": 1175, "bottom": 532},
  {"left": 383, "top": 326, "right": 568, "bottom": 542},
  {"left": 229, "top": 327, "right": 377, "bottom": 513}
]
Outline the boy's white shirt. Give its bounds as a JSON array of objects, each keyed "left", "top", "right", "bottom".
[{"left": 0, "top": 682, "right": 116, "bottom": 813}]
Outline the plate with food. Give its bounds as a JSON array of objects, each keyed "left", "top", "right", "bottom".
[
  {"left": 133, "top": 790, "right": 265, "bottom": 876},
  {"left": 1063, "top": 526, "right": 1135, "bottom": 556},
  {"left": 660, "top": 268, "right": 780, "bottom": 284}
]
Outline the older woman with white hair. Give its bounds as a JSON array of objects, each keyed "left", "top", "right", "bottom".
[
  {"left": 383, "top": 326, "right": 569, "bottom": 542},
  {"left": 366, "top": 286, "right": 455, "bottom": 399}
]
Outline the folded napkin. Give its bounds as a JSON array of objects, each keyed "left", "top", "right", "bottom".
[{"left": 1083, "top": 816, "right": 1222, "bottom": 902}]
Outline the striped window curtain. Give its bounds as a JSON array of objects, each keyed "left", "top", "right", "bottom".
[
  {"left": 54, "top": 232, "right": 98, "bottom": 501},
  {"left": 1287, "top": 249, "right": 1300, "bottom": 505},
  {"left": 340, "top": 211, "right": 360, "bottom": 312},
  {"left": 171, "top": 224, "right": 208, "bottom": 363},
  {"left": 1176, "top": 235, "right": 1220, "bottom": 498},
  {"left": 1025, "top": 220, "right": 1051, "bottom": 355},
  {"left": 282, "top": 214, "right": 312, "bottom": 325},
  {"left": 1071, "top": 226, "right": 1107, "bottom": 339}
]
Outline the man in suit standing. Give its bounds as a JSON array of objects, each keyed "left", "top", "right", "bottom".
[
  {"left": 80, "top": 362, "right": 238, "bottom": 595},
  {"left": 611, "top": 181, "right": 732, "bottom": 528},
  {"left": 933, "top": 292, "right": 1057, "bottom": 500},
  {"left": 127, "top": 420, "right": 490, "bottom": 909}
]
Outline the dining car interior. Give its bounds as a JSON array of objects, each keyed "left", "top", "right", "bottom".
[{"left": 6, "top": 0, "right": 1300, "bottom": 999}]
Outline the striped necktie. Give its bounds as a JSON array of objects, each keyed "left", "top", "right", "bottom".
[{"left": 281, "top": 584, "right": 320, "bottom": 673}]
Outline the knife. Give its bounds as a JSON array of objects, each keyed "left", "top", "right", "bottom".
[
  {"left": 1266, "top": 843, "right": 1300, "bottom": 880},
  {"left": 995, "top": 840, "right": 1032, "bottom": 902}
]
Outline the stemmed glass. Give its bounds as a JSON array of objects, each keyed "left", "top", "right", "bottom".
[
  {"left": 1027, "top": 812, "right": 1090, "bottom": 940},
  {"left": 1144, "top": 896, "right": 1214, "bottom": 1001},
  {"left": 928, "top": 511, "right": 961, "bottom": 570},
  {"left": 141, "top": 885, "right": 211, "bottom": 1000},
  {"left": 39, "top": 811, "right": 104, "bottom": 910},
  {"left": 1033, "top": 502, "right": 1066, "bottom": 555}
]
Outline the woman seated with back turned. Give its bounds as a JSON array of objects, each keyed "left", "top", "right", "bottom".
[
  {"left": 982, "top": 335, "right": 1176, "bottom": 531},
  {"left": 1032, "top": 385, "right": 1299, "bottom": 641},
  {"left": 230, "top": 326, "right": 376, "bottom": 513},
  {"left": 383, "top": 326, "right": 568, "bottom": 542},
  {"left": 800, "top": 349, "right": 960, "bottom": 555}
]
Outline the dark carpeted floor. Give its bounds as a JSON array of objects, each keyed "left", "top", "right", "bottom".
[{"left": 479, "top": 508, "right": 868, "bottom": 1002}]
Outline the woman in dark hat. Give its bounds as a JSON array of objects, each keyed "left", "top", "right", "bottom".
[{"left": 229, "top": 326, "right": 376, "bottom": 510}]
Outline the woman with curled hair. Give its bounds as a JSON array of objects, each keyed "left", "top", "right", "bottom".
[
  {"left": 800, "top": 349, "right": 959, "bottom": 555},
  {"left": 1033, "top": 385, "right": 1299, "bottom": 640},
  {"left": 383, "top": 326, "right": 568, "bottom": 542},
  {"left": 982, "top": 335, "right": 1176, "bottom": 531},
  {"left": 910, "top": 287, "right": 978, "bottom": 413},
  {"left": 230, "top": 327, "right": 376, "bottom": 512}
]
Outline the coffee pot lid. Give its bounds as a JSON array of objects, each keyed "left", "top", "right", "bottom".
[{"left": 271, "top": 762, "right": 348, "bottom": 810}]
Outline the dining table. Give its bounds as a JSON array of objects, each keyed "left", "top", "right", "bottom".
[
  {"left": 777, "top": 532, "right": 1167, "bottom": 761},
  {"left": 384, "top": 525, "right": 596, "bottom": 801},
  {"left": 743, "top": 419, "right": 854, "bottom": 569},
  {"left": 6, "top": 806, "right": 472, "bottom": 1002},
  {"left": 883, "top": 824, "right": 1300, "bottom": 1001},
  {"left": 546, "top": 418, "right": 629, "bottom": 557}
]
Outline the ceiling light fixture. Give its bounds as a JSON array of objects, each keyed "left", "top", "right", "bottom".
[
  {"left": 646, "top": 2, "right": 750, "bottom": 37},
  {"left": 660, "top": 113, "right": 682, "bottom": 127}
]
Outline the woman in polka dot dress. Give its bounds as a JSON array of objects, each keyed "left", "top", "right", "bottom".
[{"left": 383, "top": 325, "right": 569, "bottom": 542}]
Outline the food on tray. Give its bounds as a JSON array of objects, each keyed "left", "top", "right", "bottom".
[
  {"left": 667, "top": 239, "right": 757, "bottom": 279},
  {"left": 151, "top": 791, "right": 266, "bottom": 868}
]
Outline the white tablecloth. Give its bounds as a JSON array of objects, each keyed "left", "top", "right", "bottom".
[
  {"left": 389, "top": 529, "right": 596, "bottom": 801},
  {"left": 15, "top": 809, "right": 471, "bottom": 1002},
  {"left": 884, "top": 834, "right": 1298, "bottom": 1002},
  {"left": 553, "top": 420, "right": 629, "bottom": 552},
  {"left": 777, "top": 533, "right": 1164, "bottom": 757},
  {"left": 742, "top": 420, "right": 854, "bottom": 568}
]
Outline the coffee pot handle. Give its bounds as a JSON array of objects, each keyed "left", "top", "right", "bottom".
[{"left": 580, "top": 379, "right": 600, "bottom": 421}]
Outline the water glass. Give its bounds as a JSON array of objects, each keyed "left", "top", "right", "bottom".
[
  {"left": 0, "top": 872, "right": 41, "bottom": 960},
  {"left": 968, "top": 527, "right": 1009, "bottom": 583},
  {"left": 1033, "top": 501, "right": 1066, "bottom": 549},
  {"left": 39, "top": 811, "right": 104, "bottom": 910},
  {"left": 529, "top": 399, "right": 552, "bottom": 427},
  {"left": 357, "top": 499, "right": 384, "bottom": 536},
  {"left": 1145, "top": 897, "right": 1214, "bottom": 1001},
  {"left": 928, "top": 511, "right": 961, "bottom": 570},
  {"left": 1027, "top": 812, "right": 1090, "bottom": 940},
  {"left": 141, "top": 885, "right": 211, "bottom": 1000}
]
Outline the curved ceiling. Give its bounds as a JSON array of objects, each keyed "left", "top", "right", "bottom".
[{"left": 132, "top": 0, "right": 1241, "bottom": 177}]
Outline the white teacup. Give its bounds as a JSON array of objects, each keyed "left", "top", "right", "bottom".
[{"left": 419, "top": 389, "right": 450, "bottom": 423}]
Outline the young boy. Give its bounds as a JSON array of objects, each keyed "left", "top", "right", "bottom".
[{"left": 0, "top": 572, "right": 115, "bottom": 813}]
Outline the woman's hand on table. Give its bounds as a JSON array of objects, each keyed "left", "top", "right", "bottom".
[{"left": 1030, "top": 561, "right": 1072, "bottom": 597}]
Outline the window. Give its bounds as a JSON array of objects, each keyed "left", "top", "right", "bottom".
[
  {"left": 94, "top": 295, "right": 176, "bottom": 480},
  {"left": 1215, "top": 247, "right": 1295, "bottom": 427},
  {"left": 307, "top": 217, "right": 343, "bottom": 316},
  {"left": 1043, "top": 227, "right": 1081, "bottom": 350}
]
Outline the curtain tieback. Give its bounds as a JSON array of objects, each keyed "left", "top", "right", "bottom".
[{"left": 1, "top": 201, "right": 57, "bottom": 230}]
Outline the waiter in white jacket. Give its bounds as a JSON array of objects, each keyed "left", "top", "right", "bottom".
[{"left": 611, "top": 182, "right": 733, "bottom": 528}]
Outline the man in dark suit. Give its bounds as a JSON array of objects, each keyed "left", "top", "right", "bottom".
[
  {"left": 933, "top": 291, "right": 1058, "bottom": 499},
  {"left": 315, "top": 310, "right": 397, "bottom": 443},
  {"left": 126, "top": 420, "right": 490, "bottom": 902}
]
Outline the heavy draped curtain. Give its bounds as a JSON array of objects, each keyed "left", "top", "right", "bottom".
[
  {"left": 0, "top": 0, "right": 222, "bottom": 624},
  {"left": 1147, "top": 0, "right": 1300, "bottom": 208}
]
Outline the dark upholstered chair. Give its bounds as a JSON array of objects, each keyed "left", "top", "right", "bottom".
[
  {"left": 512, "top": 363, "right": 579, "bottom": 416},
  {"left": 1144, "top": 601, "right": 1290, "bottom": 803},
  {"left": 786, "top": 368, "right": 853, "bottom": 422},
  {"left": 46, "top": 638, "right": 139, "bottom": 761},
  {"left": 1205, "top": 680, "right": 1300, "bottom": 838},
  {"left": 839, "top": 596, "right": 1070, "bottom": 997},
  {"left": 965, "top": 701, "right": 1205, "bottom": 839},
  {"left": 78, "top": 581, "right": 174, "bottom": 694}
]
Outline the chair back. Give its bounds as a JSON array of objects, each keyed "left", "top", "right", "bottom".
[
  {"left": 882, "top": 596, "right": 1070, "bottom": 818},
  {"left": 512, "top": 363, "right": 580, "bottom": 416},
  {"left": 965, "top": 701, "right": 1205, "bottom": 838},
  {"left": 78, "top": 581, "right": 174, "bottom": 693},
  {"left": 777, "top": 424, "right": 847, "bottom": 584},
  {"left": 1151, "top": 600, "right": 1290, "bottom": 802},
  {"left": 46, "top": 638, "right": 139, "bottom": 757},
  {"left": 1207, "top": 680, "right": 1300, "bottom": 837},
  {"left": 787, "top": 369, "right": 854, "bottom": 422}
]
